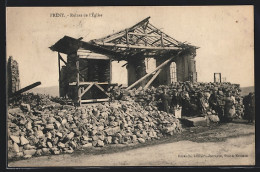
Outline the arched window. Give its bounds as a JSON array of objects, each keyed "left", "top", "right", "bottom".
[{"left": 170, "top": 62, "right": 177, "bottom": 83}]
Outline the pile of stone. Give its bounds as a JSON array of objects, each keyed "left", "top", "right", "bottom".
[
  {"left": 8, "top": 99, "right": 181, "bottom": 159},
  {"left": 9, "top": 92, "right": 72, "bottom": 109},
  {"left": 113, "top": 82, "right": 244, "bottom": 118}
]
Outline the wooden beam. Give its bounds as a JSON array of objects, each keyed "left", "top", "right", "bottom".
[
  {"left": 79, "top": 83, "right": 94, "bottom": 98},
  {"left": 126, "top": 56, "right": 176, "bottom": 90},
  {"left": 81, "top": 98, "right": 109, "bottom": 103},
  {"left": 58, "top": 53, "right": 67, "bottom": 65},
  {"left": 76, "top": 59, "right": 81, "bottom": 105},
  {"left": 96, "top": 42, "right": 180, "bottom": 50},
  {"left": 144, "top": 20, "right": 149, "bottom": 30},
  {"left": 143, "top": 26, "right": 147, "bottom": 46},
  {"left": 146, "top": 25, "right": 177, "bottom": 46},
  {"left": 77, "top": 49, "right": 110, "bottom": 60},
  {"left": 109, "top": 59, "right": 112, "bottom": 84},
  {"left": 78, "top": 55, "right": 110, "bottom": 60},
  {"left": 69, "top": 82, "right": 109, "bottom": 86},
  {"left": 126, "top": 29, "right": 129, "bottom": 46},
  {"left": 128, "top": 33, "right": 161, "bottom": 37},
  {"left": 144, "top": 69, "right": 162, "bottom": 89},
  {"left": 93, "top": 17, "right": 151, "bottom": 43},
  {"left": 94, "top": 83, "right": 109, "bottom": 97},
  {"left": 58, "top": 53, "right": 61, "bottom": 97},
  {"left": 161, "top": 33, "right": 164, "bottom": 47},
  {"left": 151, "top": 39, "right": 161, "bottom": 45}
]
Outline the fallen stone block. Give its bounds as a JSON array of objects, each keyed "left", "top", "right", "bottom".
[
  {"left": 97, "top": 140, "right": 104, "bottom": 147},
  {"left": 104, "top": 136, "right": 112, "bottom": 144},
  {"left": 56, "top": 132, "right": 63, "bottom": 138},
  {"left": 92, "top": 140, "right": 98, "bottom": 147},
  {"left": 53, "top": 150, "right": 60, "bottom": 155},
  {"left": 208, "top": 115, "right": 220, "bottom": 123},
  {"left": 46, "top": 132, "right": 52, "bottom": 139},
  {"left": 8, "top": 108, "right": 22, "bottom": 114},
  {"left": 92, "top": 135, "right": 99, "bottom": 141},
  {"left": 24, "top": 154, "right": 32, "bottom": 159},
  {"left": 131, "top": 135, "right": 137, "bottom": 142},
  {"left": 13, "top": 143, "right": 20, "bottom": 153},
  {"left": 47, "top": 142, "right": 53, "bottom": 148},
  {"left": 23, "top": 144, "right": 36, "bottom": 150},
  {"left": 35, "top": 149, "right": 43, "bottom": 156},
  {"left": 10, "top": 135, "right": 20, "bottom": 144},
  {"left": 104, "top": 126, "right": 120, "bottom": 136},
  {"left": 42, "top": 148, "right": 50, "bottom": 154},
  {"left": 186, "top": 117, "right": 208, "bottom": 127},
  {"left": 65, "top": 149, "right": 74, "bottom": 154},
  {"left": 58, "top": 142, "right": 65, "bottom": 148},
  {"left": 25, "top": 122, "right": 32, "bottom": 130},
  {"left": 99, "top": 135, "right": 105, "bottom": 141},
  {"left": 35, "top": 130, "right": 44, "bottom": 138},
  {"left": 16, "top": 152, "right": 23, "bottom": 157},
  {"left": 20, "top": 136, "right": 29, "bottom": 145},
  {"left": 66, "top": 132, "right": 75, "bottom": 140},
  {"left": 137, "top": 138, "right": 145, "bottom": 143},
  {"left": 82, "top": 143, "right": 92, "bottom": 148},
  {"left": 45, "top": 124, "right": 54, "bottom": 130},
  {"left": 69, "top": 141, "right": 77, "bottom": 149},
  {"left": 24, "top": 149, "right": 36, "bottom": 156}
]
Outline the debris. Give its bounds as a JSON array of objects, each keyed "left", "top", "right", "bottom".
[
  {"left": 20, "top": 136, "right": 29, "bottom": 145},
  {"left": 10, "top": 135, "right": 20, "bottom": 144},
  {"left": 8, "top": 81, "right": 244, "bottom": 159}
]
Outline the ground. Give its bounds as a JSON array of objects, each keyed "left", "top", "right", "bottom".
[{"left": 8, "top": 119, "right": 255, "bottom": 167}]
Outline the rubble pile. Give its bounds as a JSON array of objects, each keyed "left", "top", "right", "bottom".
[
  {"left": 8, "top": 100, "right": 182, "bottom": 159},
  {"left": 9, "top": 93, "right": 72, "bottom": 109},
  {"left": 8, "top": 81, "right": 245, "bottom": 159},
  {"left": 114, "top": 82, "right": 244, "bottom": 118}
]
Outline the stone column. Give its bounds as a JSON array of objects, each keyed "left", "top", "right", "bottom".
[
  {"left": 7, "top": 56, "right": 20, "bottom": 96},
  {"left": 127, "top": 56, "right": 146, "bottom": 87},
  {"left": 175, "top": 52, "right": 197, "bottom": 82}
]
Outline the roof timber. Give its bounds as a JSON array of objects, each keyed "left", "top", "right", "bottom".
[
  {"left": 50, "top": 17, "right": 199, "bottom": 62},
  {"left": 95, "top": 42, "right": 180, "bottom": 50},
  {"left": 92, "top": 17, "right": 151, "bottom": 43},
  {"left": 91, "top": 17, "right": 198, "bottom": 58}
]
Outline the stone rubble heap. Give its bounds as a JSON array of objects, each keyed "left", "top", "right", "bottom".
[
  {"left": 8, "top": 99, "right": 182, "bottom": 159},
  {"left": 114, "top": 82, "right": 244, "bottom": 118},
  {"left": 8, "top": 81, "right": 245, "bottom": 159},
  {"left": 9, "top": 93, "right": 71, "bottom": 109}
]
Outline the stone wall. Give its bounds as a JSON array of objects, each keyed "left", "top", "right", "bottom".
[{"left": 7, "top": 56, "right": 20, "bottom": 96}]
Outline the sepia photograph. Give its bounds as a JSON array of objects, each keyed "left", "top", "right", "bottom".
[{"left": 6, "top": 6, "right": 255, "bottom": 167}]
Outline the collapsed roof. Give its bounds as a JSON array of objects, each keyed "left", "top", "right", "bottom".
[{"left": 50, "top": 17, "right": 199, "bottom": 61}]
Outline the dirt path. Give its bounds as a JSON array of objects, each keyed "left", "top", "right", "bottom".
[{"left": 8, "top": 121, "right": 255, "bottom": 167}]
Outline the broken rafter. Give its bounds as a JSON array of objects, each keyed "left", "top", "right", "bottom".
[
  {"left": 147, "top": 23, "right": 181, "bottom": 45},
  {"left": 96, "top": 42, "right": 181, "bottom": 50},
  {"left": 126, "top": 56, "right": 175, "bottom": 90},
  {"left": 94, "top": 17, "right": 151, "bottom": 43},
  {"left": 128, "top": 32, "right": 161, "bottom": 38},
  {"left": 144, "top": 69, "right": 162, "bottom": 89}
]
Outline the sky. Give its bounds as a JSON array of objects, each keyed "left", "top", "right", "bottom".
[{"left": 6, "top": 6, "right": 254, "bottom": 88}]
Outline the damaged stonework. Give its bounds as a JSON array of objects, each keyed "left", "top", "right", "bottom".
[
  {"left": 7, "top": 56, "right": 20, "bottom": 96},
  {"left": 49, "top": 17, "right": 199, "bottom": 105}
]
